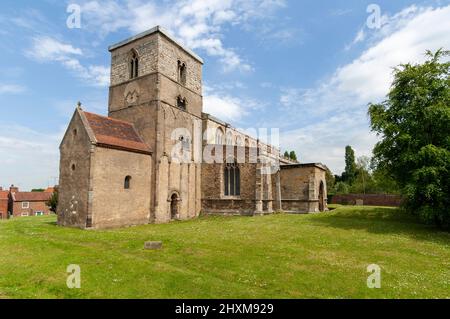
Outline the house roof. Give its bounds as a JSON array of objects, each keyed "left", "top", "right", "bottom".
[
  {"left": 82, "top": 110, "right": 152, "bottom": 155},
  {"left": 0, "top": 191, "right": 9, "bottom": 201},
  {"left": 12, "top": 192, "right": 52, "bottom": 202}
]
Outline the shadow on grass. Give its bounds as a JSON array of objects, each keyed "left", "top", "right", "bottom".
[{"left": 310, "top": 206, "right": 450, "bottom": 245}]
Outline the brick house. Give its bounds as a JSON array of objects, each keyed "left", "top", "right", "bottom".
[
  {"left": 9, "top": 186, "right": 53, "bottom": 217},
  {"left": 0, "top": 187, "right": 9, "bottom": 220}
]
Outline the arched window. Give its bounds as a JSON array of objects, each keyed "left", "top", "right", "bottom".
[
  {"left": 178, "top": 60, "right": 186, "bottom": 85},
  {"left": 215, "top": 128, "right": 224, "bottom": 145},
  {"left": 129, "top": 50, "right": 139, "bottom": 79},
  {"left": 236, "top": 136, "right": 244, "bottom": 146},
  {"left": 224, "top": 162, "right": 240, "bottom": 196},
  {"left": 226, "top": 131, "right": 233, "bottom": 145},
  {"left": 177, "top": 96, "right": 187, "bottom": 109},
  {"left": 124, "top": 176, "right": 132, "bottom": 189}
]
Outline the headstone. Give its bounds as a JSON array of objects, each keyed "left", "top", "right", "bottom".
[
  {"left": 355, "top": 199, "right": 364, "bottom": 206},
  {"left": 144, "top": 241, "right": 163, "bottom": 250}
]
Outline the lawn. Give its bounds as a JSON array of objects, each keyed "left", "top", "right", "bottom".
[{"left": 0, "top": 206, "right": 449, "bottom": 299}]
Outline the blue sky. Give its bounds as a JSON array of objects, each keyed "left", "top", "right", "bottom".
[{"left": 0, "top": 0, "right": 449, "bottom": 190}]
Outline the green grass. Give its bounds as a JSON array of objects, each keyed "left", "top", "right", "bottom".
[{"left": 0, "top": 206, "right": 449, "bottom": 299}]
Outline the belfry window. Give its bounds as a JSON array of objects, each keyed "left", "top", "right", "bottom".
[
  {"left": 129, "top": 51, "right": 139, "bottom": 79},
  {"left": 224, "top": 162, "right": 240, "bottom": 196},
  {"left": 177, "top": 96, "right": 187, "bottom": 110},
  {"left": 178, "top": 60, "right": 186, "bottom": 85},
  {"left": 124, "top": 176, "right": 132, "bottom": 189}
]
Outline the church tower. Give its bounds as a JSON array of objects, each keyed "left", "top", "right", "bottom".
[{"left": 107, "top": 26, "right": 204, "bottom": 222}]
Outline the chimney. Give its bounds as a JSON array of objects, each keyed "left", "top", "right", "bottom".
[
  {"left": 10, "top": 184, "right": 19, "bottom": 193},
  {"left": 0, "top": 186, "right": 3, "bottom": 191}
]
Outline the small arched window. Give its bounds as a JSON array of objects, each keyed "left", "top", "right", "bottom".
[
  {"left": 178, "top": 60, "right": 186, "bottom": 85},
  {"left": 124, "top": 176, "right": 132, "bottom": 189},
  {"left": 129, "top": 50, "right": 139, "bottom": 79},
  {"left": 177, "top": 96, "right": 187, "bottom": 109},
  {"left": 224, "top": 162, "right": 240, "bottom": 196},
  {"left": 215, "top": 128, "right": 224, "bottom": 145}
]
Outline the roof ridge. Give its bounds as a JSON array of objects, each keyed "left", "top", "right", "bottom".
[{"left": 82, "top": 111, "right": 134, "bottom": 125}]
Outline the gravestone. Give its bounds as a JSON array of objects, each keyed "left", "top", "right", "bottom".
[{"left": 144, "top": 241, "right": 163, "bottom": 250}]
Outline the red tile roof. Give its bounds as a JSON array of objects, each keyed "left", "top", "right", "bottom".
[
  {"left": 83, "top": 111, "right": 151, "bottom": 155},
  {"left": 0, "top": 191, "right": 9, "bottom": 200},
  {"left": 12, "top": 192, "right": 52, "bottom": 202}
]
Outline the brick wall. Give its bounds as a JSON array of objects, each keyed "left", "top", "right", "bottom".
[
  {"left": 0, "top": 199, "right": 8, "bottom": 219},
  {"left": 12, "top": 201, "right": 51, "bottom": 217},
  {"left": 330, "top": 194, "right": 403, "bottom": 207}
]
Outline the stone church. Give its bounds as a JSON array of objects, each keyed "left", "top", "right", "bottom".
[{"left": 57, "top": 26, "right": 327, "bottom": 229}]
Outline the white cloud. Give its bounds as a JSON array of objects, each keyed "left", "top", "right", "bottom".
[
  {"left": 26, "top": 36, "right": 109, "bottom": 87},
  {"left": 279, "top": 5, "right": 450, "bottom": 174},
  {"left": 204, "top": 94, "right": 245, "bottom": 122},
  {"left": 0, "top": 84, "right": 26, "bottom": 94},
  {"left": 78, "top": 0, "right": 286, "bottom": 72},
  {"left": 0, "top": 124, "right": 63, "bottom": 191}
]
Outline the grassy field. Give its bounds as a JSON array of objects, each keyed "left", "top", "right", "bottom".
[{"left": 0, "top": 206, "right": 449, "bottom": 299}]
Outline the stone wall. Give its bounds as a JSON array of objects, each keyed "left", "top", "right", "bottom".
[
  {"left": 90, "top": 147, "right": 152, "bottom": 229},
  {"left": 110, "top": 32, "right": 159, "bottom": 86},
  {"left": 275, "top": 164, "right": 327, "bottom": 213},
  {"left": 57, "top": 111, "right": 93, "bottom": 228},
  {"left": 201, "top": 145, "right": 276, "bottom": 215},
  {"left": 330, "top": 194, "right": 402, "bottom": 207},
  {"left": 157, "top": 33, "right": 202, "bottom": 95}
]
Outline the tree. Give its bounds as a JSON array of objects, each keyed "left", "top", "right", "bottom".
[
  {"left": 368, "top": 49, "right": 450, "bottom": 228},
  {"left": 46, "top": 189, "right": 58, "bottom": 213},
  {"left": 31, "top": 188, "right": 45, "bottom": 192},
  {"left": 324, "top": 166, "right": 335, "bottom": 193},
  {"left": 283, "top": 151, "right": 290, "bottom": 159},
  {"left": 342, "top": 146, "right": 357, "bottom": 184},
  {"left": 289, "top": 151, "right": 297, "bottom": 162}
]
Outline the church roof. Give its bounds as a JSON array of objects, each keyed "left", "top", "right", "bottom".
[{"left": 81, "top": 110, "right": 152, "bottom": 155}]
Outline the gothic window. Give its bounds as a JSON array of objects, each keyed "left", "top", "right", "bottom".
[
  {"left": 226, "top": 131, "right": 233, "bottom": 145},
  {"left": 215, "top": 128, "right": 224, "bottom": 145},
  {"left": 178, "top": 60, "right": 186, "bottom": 85},
  {"left": 124, "top": 176, "right": 132, "bottom": 189},
  {"left": 129, "top": 50, "right": 139, "bottom": 79},
  {"left": 224, "top": 162, "right": 240, "bottom": 196},
  {"left": 177, "top": 96, "right": 187, "bottom": 109},
  {"left": 236, "top": 136, "right": 244, "bottom": 146}
]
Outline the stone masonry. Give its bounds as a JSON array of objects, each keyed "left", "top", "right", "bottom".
[{"left": 57, "top": 26, "right": 327, "bottom": 229}]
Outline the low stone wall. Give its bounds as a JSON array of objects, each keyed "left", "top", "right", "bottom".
[{"left": 330, "top": 194, "right": 402, "bottom": 207}]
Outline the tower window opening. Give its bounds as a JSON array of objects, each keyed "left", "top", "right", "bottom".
[
  {"left": 130, "top": 51, "right": 139, "bottom": 79},
  {"left": 177, "top": 96, "right": 187, "bottom": 110},
  {"left": 178, "top": 60, "right": 186, "bottom": 85}
]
